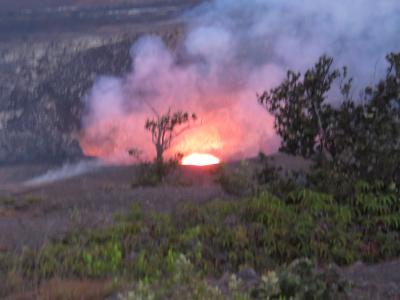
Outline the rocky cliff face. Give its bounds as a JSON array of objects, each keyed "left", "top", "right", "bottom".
[{"left": 0, "top": 1, "right": 192, "bottom": 163}]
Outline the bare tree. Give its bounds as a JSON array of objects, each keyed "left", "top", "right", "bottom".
[{"left": 145, "top": 108, "right": 197, "bottom": 177}]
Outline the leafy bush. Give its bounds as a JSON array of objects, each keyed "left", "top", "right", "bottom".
[
  {"left": 131, "top": 154, "right": 184, "bottom": 188},
  {"left": 216, "top": 161, "right": 257, "bottom": 197},
  {"left": 119, "top": 257, "right": 347, "bottom": 300},
  {"left": 131, "top": 162, "right": 163, "bottom": 188},
  {"left": 119, "top": 253, "right": 242, "bottom": 300},
  {"left": 252, "top": 258, "right": 348, "bottom": 300}
]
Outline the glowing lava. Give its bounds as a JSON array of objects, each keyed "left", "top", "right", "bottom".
[{"left": 181, "top": 153, "right": 221, "bottom": 166}]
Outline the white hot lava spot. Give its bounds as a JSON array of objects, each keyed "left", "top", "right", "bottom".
[{"left": 181, "top": 153, "right": 221, "bottom": 166}]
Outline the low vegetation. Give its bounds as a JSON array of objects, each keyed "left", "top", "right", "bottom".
[{"left": 1, "top": 176, "right": 399, "bottom": 298}]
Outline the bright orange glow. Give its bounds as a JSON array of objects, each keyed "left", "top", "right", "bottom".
[
  {"left": 181, "top": 153, "right": 221, "bottom": 166},
  {"left": 172, "top": 124, "right": 223, "bottom": 155}
]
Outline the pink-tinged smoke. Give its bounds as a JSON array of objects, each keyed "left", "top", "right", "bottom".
[{"left": 80, "top": 0, "right": 400, "bottom": 164}]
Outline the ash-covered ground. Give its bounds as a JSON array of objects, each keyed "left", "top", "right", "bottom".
[{"left": 0, "top": 161, "right": 227, "bottom": 251}]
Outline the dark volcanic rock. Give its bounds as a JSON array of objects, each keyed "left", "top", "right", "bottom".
[{"left": 0, "top": 1, "right": 192, "bottom": 163}]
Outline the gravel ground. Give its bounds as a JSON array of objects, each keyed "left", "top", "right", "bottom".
[{"left": 0, "top": 163, "right": 227, "bottom": 250}]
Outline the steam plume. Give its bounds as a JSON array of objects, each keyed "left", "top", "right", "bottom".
[
  {"left": 80, "top": 0, "right": 400, "bottom": 163},
  {"left": 24, "top": 160, "right": 103, "bottom": 186}
]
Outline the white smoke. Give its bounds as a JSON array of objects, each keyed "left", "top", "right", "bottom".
[
  {"left": 80, "top": 0, "right": 400, "bottom": 163},
  {"left": 24, "top": 160, "right": 104, "bottom": 187}
]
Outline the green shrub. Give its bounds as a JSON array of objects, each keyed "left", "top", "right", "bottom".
[
  {"left": 131, "top": 155, "right": 185, "bottom": 188},
  {"left": 216, "top": 161, "right": 257, "bottom": 196},
  {"left": 131, "top": 162, "right": 162, "bottom": 188},
  {"left": 252, "top": 258, "right": 348, "bottom": 300},
  {"left": 4, "top": 182, "right": 400, "bottom": 298},
  {"left": 16, "top": 187, "right": 400, "bottom": 284}
]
